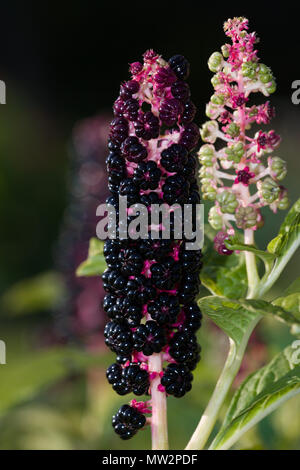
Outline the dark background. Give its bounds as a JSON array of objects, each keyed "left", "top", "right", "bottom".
[
  {"left": 0, "top": 1, "right": 299, "bottom": 288},
  {"left": 0, "top": 1, "right": 299, "bottom": 450}
]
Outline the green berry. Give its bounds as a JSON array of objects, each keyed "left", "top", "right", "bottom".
[
  {"left": 266, "top": 80, "right": 276, "bottom": 94},
  {"left": 225, "top": 142, "right": 244, "bottom": 163},
  {"left": 221, "top": 45, "right": 229, "bottom": 58},
  {"left": 198, "top": 144, "right": 215, "bottom": 166},
  {"left": 211, "top": 93, "right": 224, "bottom": 105},
  {"left": 201, "top": 182, "right": 217, "bottom": 201},
  {"left": 211, "top": 74, "right": 221, "bottom": 88},
  {"left": 208, "top": 206, "right": 223, "bottom": 230},
  {"left": 208, "top": 52, "right": 223, "bottom": 73},
  {"left": 226, "top": 123, "right": 240, "bottom": 138},
  {"left": 258, "top": 177, "right": 280, "bottom": 203},
  {"left": 235, "top": 206, "right": 258, "bottom": 229},
  {"left": 270, "top": 157, "right": 287, "bottom": 181},
  {"left": 200, "top": 120, "right": 218, "bottom": 144},
  {"left": 216, "top": 190, "right": 238, "bottom": 214}
]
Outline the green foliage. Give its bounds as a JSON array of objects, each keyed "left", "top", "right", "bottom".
[
  {"left": 198, "top": 296, "right": 260, "bottom": 346},
  {"left": 0, "top": 271, "right": 65, "bottom": 315},
  {"left": 210, "top": 343, "right": 300, "bottom": 449},
  {"left": 201, "top": 226, "right": 248, "bottom": 299},
  {"left": 76, "top": 238, "right": 106, "bottom": 277},
  {"left": 0, "top": 347, "right": 109, "bottom": 417}
]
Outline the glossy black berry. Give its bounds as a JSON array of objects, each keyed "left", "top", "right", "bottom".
[
  {"left": 179, "top": 123, "right": 200, "bottom": 151},
  {"left": 123, "top": 98, "right": 139, "bottom": 121},
  {"left": 180, "top": 303, "right": 202, "bottom": 333},
  {"left": 168, "top": 55, "right": 190, "bottom": 80},
  {"left": 134, "top": 111, "right": 159, "bottom": 140},
  {"left": 133, "top": 161, "right": 161, "bottom": 190},
  {"left": 122, "top": 363, "right": 149, "bottom": 395},
  {"left": 138, "top": 238, "right": 173, "bottom": 261},
  {"left": 125, "top": 275, "right": 156, "bottom": 305},
  {"left": 109, "top": 117, "right": 128, "bottom": 145},
  {"left": 118, "top": 247, "right": 143, "bottom": 276},
  {"left": 112, "top": 404, "right": 146, "bottom": 440},
  {"left": 121, "top": 136, "right": 148, "bottom": 163},
  {"left": 132, "top": 320, "right": 166, "bottom": 356},
  {"left": 171, "top": 80, "right": 190, "bottom": 102},
  {"left": 154, "top": 66, "right": 176, "bottom": 88},
  {"left": 104, "top": 321, "right": 133, "bottom": 356},
  {"left": 159, "top": 98, "right": 183, "bottom": 127},
  {"left": 150, "top": 257, "right": 181, "bottom": 290},
  {"left": 162, "top": 174, "right": 189, "bottom": 204},
  {"left": 169, "top": 332, "right": 200, "bottom": 370},
  {"left": 111, "top": 297, "right": 142, "bottom": 327},
  {"left": 147, "top": 293, "right": 180, "bottom": 325},
  {"left": 179, "top": 101, "right": 197, "bottom": 124},
  {"left": 160, "top": 144, "right": 188, "bottom": 173},
  {"left": 106, "top": 363, "right": 131, "bottom": 395},
  {"left": 120, "top": 80, "right": 139, "bottom": 100},
  {"left": 161, "top": 363, "right": 193, "bottom": 397},
  {"left": 178, "top": 272, "right": 200, "bottom": 303},
  {"left": 119, "top": 178, "right": 140, "bottom": 204}
]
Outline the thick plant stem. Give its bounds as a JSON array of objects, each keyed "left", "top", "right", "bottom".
[
  {"left": 244, "top": 229, "right": 260, "bottom": 298},
  {"left": 185, "top": 315, "right": 261, "bottom": 450},
  {"left": 186, "top": 230, "right": 260, "bottom": 450},
  {"left": 149, "top": 352, "right": 169, "bottom": 450}
]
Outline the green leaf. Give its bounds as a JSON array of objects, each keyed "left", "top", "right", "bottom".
[
  {"left": 257, "top": 199, "right": 300, "bottom": 297},
  {"left": 210, "top": 343, "right": 300, "bottom": 449},
  {"left": 201, "top": 232, "right": 247, "bottom": 299},
  {"left": 76, "top": 238, "right": 106, "bottom": 277},
  {"left": 198, "top": 296, "right": 261, "bottom": 345},
  {"left": 0, "top": 347, "right": 110, "bottom": 416},
  {"left": 199, "top": 297, "right": 299, "bottom": 345},
  {"left": 0, "top": 271, "right": 65, "bottom": 315},
  {"left": 225, "top": 236, "right": 275, "bottom": 274}
]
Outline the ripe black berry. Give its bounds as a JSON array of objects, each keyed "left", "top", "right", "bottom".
[
  {"left": 109, "top": 117, "right": 128, "bottom": 145},
  {"left": 161, "top": 363, "right": 193, "bottom": 397},
  {"left": 112, "top": 404, "right": 146, "bottom": 440},
  {"left": 171, "top": 80, "right": 190, "bottom": 102},
  {"left": 169, "top": 331, "right": 201, "bottom": 371},
  {"left": 125, "top": 275, "right": 156, "bottom": 304},
  {"left": 179, "top": 101, "right": 197, "bottom": 124},
  {"left": 150, "top": 257, "right": 182, "bottom": 290},
  {"left": 159, "top": 98, "right": 183, "bottom": 127},
  {"left": 168, "top": 55, "right": 190, "bottom": 80},
  {"left": 121, "top": 136, "right": 148, "bottom": 163},
  {"left": 104, "top": 321, "right": 133, "bottom": 356},
  {"left": 179, "top": 123, "right": 200, "bottom": 151},
  {"left": 147, "top": 293, "right": 180, "bottom": 325},
  {"left": 160, "top": 144, "right": 188, "bottom": 173},
  {"left": 119, "top": 178, "right": 140, "bottom": 204},
  {"left": 118, "top": 247, "right": 143, "bottom": 276},
  {"left": 162, "top": 174, "right": 189, "bottom": 204},
  {"left": 133, "top": 161, "right": 161, "bottom": 190},
  {"left": 133, "top": 320, "right": 166, "bottom": 356},
  {"left": 120, "top": 80, "right": 139, "bottom": 100},
  {"left": 138, "top": 238, "right": 173, "bottom": 261},
  {"left": 123, "top": 98, "right": 139, "bottom": 121},
  {"left": 134, "top": 111, "right": 159, "bottom": 140}
]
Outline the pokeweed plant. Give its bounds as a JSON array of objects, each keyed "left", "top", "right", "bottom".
[{"left": 77, "top": 17, "right": 300, "bottom": 450}]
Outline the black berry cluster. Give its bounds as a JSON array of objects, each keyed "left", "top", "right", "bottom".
[{"left": 103, "top": 50, "right": 202, "bottom": 440}]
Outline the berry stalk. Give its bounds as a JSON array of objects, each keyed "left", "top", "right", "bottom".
[
  {"left": 148, "top": 352, "right": 168, "bottom": 449},
  {"left": 103, "top": 50, "right": 202, "bottom": 447},
  {"left": 187, "top": 16, "right": 287, "bottom": 450}
]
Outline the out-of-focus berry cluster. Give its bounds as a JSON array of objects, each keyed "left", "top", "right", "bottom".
[
  {"left": 54, "top": 115, "right": 110, "bottom": 346},
  {"left": 199, "top": 17, "right": 288, "bottom": 254},
  {"left": 103, "top": 50, "right": 203, "bottom": 439}
]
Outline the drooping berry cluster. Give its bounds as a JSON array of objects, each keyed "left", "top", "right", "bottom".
[
  {"left": 198, "top": 17, "right": 288, "bottom": 254},
  {"left": 103, "top": 50, "right": 202, "bottom": 439}
]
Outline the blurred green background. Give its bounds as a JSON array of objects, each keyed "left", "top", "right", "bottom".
[{"left": 0, "top": 2, "right": 299, "bottom": 450}]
